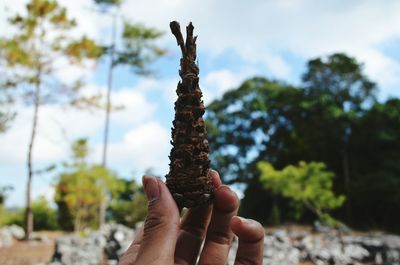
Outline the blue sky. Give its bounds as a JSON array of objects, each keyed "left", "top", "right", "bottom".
[{"left": 1, "top": 0, "right": 400, "bottom": 207}]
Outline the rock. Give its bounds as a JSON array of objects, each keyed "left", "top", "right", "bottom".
[
  {"left": 0, "top": 228, "right": 13, "bottom": 248},
  {"left": 46, "top": 223, "right": 400, "bottom": 265},
  {"left": 103, "top": 224, "right": 135, "bottom": 260},
  {"left": 0, "top": 224, "right": 25, "bottom": 248},
  {"left": 50, "top": 234, "right": 105, "bottom": 265},
  {"left": 7, "top": 224, "right": 25, "bottom": 240},
  {"left": 313, "top": 221, "right": 333, "bottom": 234},
  {"left": 263, "top": 233, "right": 300, "bottom": 265}
]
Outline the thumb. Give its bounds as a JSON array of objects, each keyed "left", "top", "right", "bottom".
[{"left": 135, "top": 176, "right": 180, "bottom": 264}]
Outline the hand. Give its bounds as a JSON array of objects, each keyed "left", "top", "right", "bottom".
[{"left": 118, "top": 170, "right": 264, "bottom": 265}]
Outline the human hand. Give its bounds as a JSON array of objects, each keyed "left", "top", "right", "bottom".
[{"left": 118, "top": 170, "right": 264, "bottom": 265}]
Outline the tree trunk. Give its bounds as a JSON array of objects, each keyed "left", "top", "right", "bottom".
[
  {"left": 342, "top": 148, "right": 352, "bottom": 223},
  {"left": 25, "top": 79, "right": 41, "bottom": 240},
  {"left": 101, "top": 13, "right": 117, "bottom": 167},
  {"left": 100, "top": 13, "right": 117, "bottom": 228}
]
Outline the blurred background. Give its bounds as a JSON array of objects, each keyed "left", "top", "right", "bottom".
[{"left": 0, "top": 0, "right": 400, "bottom": 264}]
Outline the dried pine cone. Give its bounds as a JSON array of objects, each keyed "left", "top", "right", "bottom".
[{"left": 166, "top": 21, "right": 213, "bottom": 208}]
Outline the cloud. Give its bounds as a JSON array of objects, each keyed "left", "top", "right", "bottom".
[
  {"left": 0, "top": 83, "right": 156, "bottom": 165},
  {"left": 120, "top": 0, "right": 400, "bottom": 91},
  {"left": 4, "top": 0, "right": 399, "bottom": 92},
  {"left": 94, "top": 121, "right": 171, "bottom": 177}
]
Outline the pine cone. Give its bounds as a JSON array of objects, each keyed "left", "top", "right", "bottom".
[{"left": 166, "top": 21, "right": 213, "bottom": 208}]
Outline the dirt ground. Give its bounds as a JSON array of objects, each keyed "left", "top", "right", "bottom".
[{"left": 0, "top": 231, "right": 64, "bottom": 265}]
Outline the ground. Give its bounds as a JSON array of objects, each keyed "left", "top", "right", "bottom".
[{"left": 0, "top": 231, "right": 63, "bottom": 265}]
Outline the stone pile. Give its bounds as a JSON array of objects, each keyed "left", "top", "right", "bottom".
[
  {"left": 0, "top": 225, "right": 25, "bottom": 248},
  {"left": 45, "top": 223, "right": 400, "bottom": 265},
  {"left": 47, "top": 224, "right": 135, "bottom": 265}
]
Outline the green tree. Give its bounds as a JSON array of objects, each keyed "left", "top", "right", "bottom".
[
  {"left": 350, "top": 98, "right": 400, "bottom": 232},
  {"left": 1, "top": 197, "right": 58, "bottom": 230},
  {"left": 31, "top": 196, "right": 59, "bottom": 230},
  {"left": 55, "top": 138, "right": 122, "bottom": 231},
  {"left": 303, "top": 53, "right": 376, "bottom": 111},
  {"left": 258, "top": 161, "right": 345, "bottom": 226},
  {"left": 302, "top": 53, "right": 377, "bottom": 221},
  {"left": 108, "top": 179, "right": 147, "bottom": 226},
  {"left": 0, "top": 186, "right": 13, "bottom": 226},
  {"left": 0, "top": 0, "right": 101, "bottom": 239},
  {"left": 206, "top": 54, "right": 378, "bottom": 226}
]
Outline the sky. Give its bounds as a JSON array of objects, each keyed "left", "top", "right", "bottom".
[{"left": 1, "top": 0, "right": 400, "bottom": 207}]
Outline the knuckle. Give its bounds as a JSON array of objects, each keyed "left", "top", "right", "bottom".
[
  {"left": 143, "top": 212, "right": 168, "bottom": 235},
  {"left": 235, "top": 256, "right": 261, "bottom": 265},
  {"left": 207, "top": 229, "right": 232, "bottom": 245}
]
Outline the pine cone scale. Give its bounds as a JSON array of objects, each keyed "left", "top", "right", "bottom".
[{"left": 166, "top": 21, "right": 213, "bottom": 208}]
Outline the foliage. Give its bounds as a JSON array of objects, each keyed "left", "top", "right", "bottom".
[
  {"left": 92, "top": 0, "right": 166, "bottom": 175},
  {"left": 206, "top": 53, "right": 400, "bottom": 232},
  {"left": 113, "top": 21, "right": 165, "bottom": 75},
  {"left": 94, "top": 0, "right": 123, "bottom": 9},
  {"left": 0, "top": 186, "right": 14, "bottom": 226},
  {"left": 2, "top": 197, "right": 58, "bottom": 230},
  {"left": 32, "top": 196, "right": 59, "bottom": 230},
  {"left": 0, "top": 0, "right": 102, "bottom": 100},
  {"left": 0, "top": 0, "right": 102, "bottom": 239},
  {"left": 303, "top": 53, "right": 376, "bottom": 111},
  {"left": 55, "top": 138, "right": 122, "bottom": 231},
  {"left": 108, "top": 179, "right": 147, "bottom": 226},
  {"left": 258, "top": 161, "right": 345, "bottom": 226},
  {"left": 349, "top": 98, "right": 400, "bottom": 231},
  {"left": 3, "top": 208, "right": 25, "bottom": 228},
  {"left": 0, "top": 96, "right": 15, "bottom": 133}
]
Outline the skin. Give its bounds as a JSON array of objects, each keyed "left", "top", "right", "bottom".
[{"left": 119, "top": 170, "right": 265, "bottom": 265}]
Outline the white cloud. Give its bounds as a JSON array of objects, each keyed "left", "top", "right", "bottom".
[
  {"left": 0, "top": 83, "right": 156, "bottom": 165},
  {"left": 109, "top": 88, "right": 157, "bottom": 126},
  {"left": 201, "top": 69, "right": 255, "bottom": 104},
  {"left": 120, "top": 0, "right": 400, "bottom": 91},
  {"left": 94, "top": 121, "right": 171, "bottom": 177},
  {"left": 4, "top": 0, "right": 400, "bottom": 91}
]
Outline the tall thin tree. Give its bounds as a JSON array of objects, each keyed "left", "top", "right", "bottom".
[
  {"left": 93, "top": 0, "right": 166, "bottom": 227},
  {"left": 93, "top": 0, "right": 166, "bottom": 167},
  {"left": 0, "top": 0, "right": 101, "bottom": 239}
]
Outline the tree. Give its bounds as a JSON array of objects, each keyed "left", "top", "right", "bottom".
[
  {"left": 0, "top": 186, "right": 14, "bottom": 226},
  {"left": 55, "top": 138, "right": 122, "bottom": 231},
  {"left": 350, "top": 98, "right": 400, "bottom": 232},
  {"left": 92, "top": 0, "right": 165, "bottom": 227},
  {"left": 206, "top": 77, "right": 305, "bottom": 184},
  {"left": 0, "top": 0, "right": 101, "bottom": 239},
  {"left": 303, "top": 53, "right": 376, "bottom": 111},
  {"left": 31, "top": 196, "right": 59, "bottom": 230},
  {"left": 108, "top": 179, "right": 147, "bottom": 226},
  {"left": 258, "top": 161, "right": 345, "bottom": 226},
  {"left": 0, "top": 93, "right": 15, "bottom": 133},
  {"left": 92, "top": 0, "right": 166, "bottom": 167},
  {"left": 206, "top": 54, "right": 379, "bottom": 226},
  {"left": 302, "top": 53, "right": 377, "bottom": 221}
]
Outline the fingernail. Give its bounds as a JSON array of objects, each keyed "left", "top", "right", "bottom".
[
  {"left": 143, "top": 176, "right": 160, "bottom": 201},
  {"left": 235, "top": 216, "right": 246, "bottom": 224},
  {"left": 219, "top": 185, "right": 234, "bottom": 194},
  {"left": 238, "top": 217, "right": 259, "bottom": 227},
  {"left": 210, "top": 169, "right": 218, "bottom": 174}
]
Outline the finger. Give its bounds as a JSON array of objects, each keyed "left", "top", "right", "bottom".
[
  {"left": 231, "top": 216, "right": 265, "bottom": 265},
  {"left": 175, "top": 204, "right": 212, "bottom": 264},
  {"left": 134, "top": 176, "right": 180, "bottom": 265},
  {"left": 118, "top": 226, "right": 144, "bottom": 265},
  {"left": 210, "top": 169, "right": 222, "bottom": 188},
  {"left": 174, "top": 170, "right": 221, "bottom": 264},
  {"left": 198, "top": 185, "right": 239, "bottom": 265}
]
